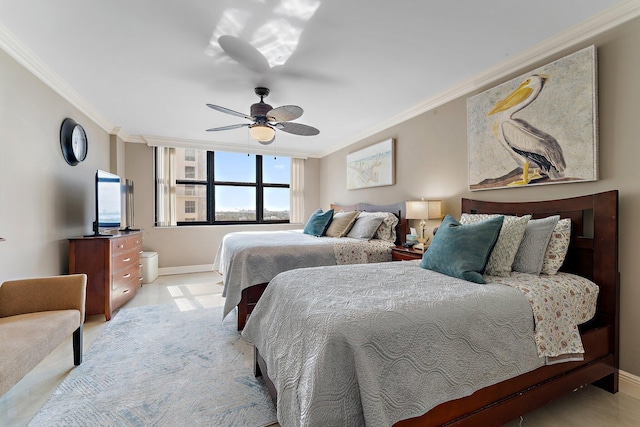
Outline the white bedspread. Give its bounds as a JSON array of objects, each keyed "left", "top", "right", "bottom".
[
  {"left": 213, "top": 230, "right": 394, "bottom": 318},
  {"left": 242, "top": 262, "right": 546, "bottom": 427}
]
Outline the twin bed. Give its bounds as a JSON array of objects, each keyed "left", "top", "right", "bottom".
[
  {"left": 234, "top": 191, "right": 619, "bottom": 426},
  {"left": 214, "top": 202, "right": 407, "bottom": 329}
]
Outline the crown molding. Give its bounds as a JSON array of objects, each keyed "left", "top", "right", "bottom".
[
  {"left": 111, "top": 126, "right": 131, "bottom": 141},
  {"left": 320, "top": 0, "right": 640, "bottom": 157},
  {"left": 142, "top": 135, "right": 310, "bottom": 159},
  {"left": 0, "top": 23, "right": 115, "bottom": 134}
]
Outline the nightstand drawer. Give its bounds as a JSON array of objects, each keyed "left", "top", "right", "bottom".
[{"left": 391, "top": 247, "right": 424, "bottom": 261}]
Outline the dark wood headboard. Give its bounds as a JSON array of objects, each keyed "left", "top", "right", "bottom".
[
  {"left": 462, "top": 190, "right": 619, "bottom": 372},
  {"left": 330, "top": 201, "right": 407, "bottom": 245}
]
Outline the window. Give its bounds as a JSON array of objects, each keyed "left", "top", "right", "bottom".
[{"left": 157, "top": 147, "right": 293, "bottom": 225}]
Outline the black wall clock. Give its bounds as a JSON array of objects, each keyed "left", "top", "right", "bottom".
[{"left": 60, "top": 118, "right": 88, "bottom": 166}]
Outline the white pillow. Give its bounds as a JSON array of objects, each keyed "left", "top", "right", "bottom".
[
  {"left": 346, "top": 215, "right": 385, "bottom": 240},
  {"left": 357, "top": 212, "right": 398, "bottom": 242}
]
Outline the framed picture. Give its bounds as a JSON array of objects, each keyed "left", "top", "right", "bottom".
[
  {"left": 467, "top": 45, "right": 598, "bottom": 191},
  {"left": 346, "top": 138, "right": 395, "bottom": 190}
]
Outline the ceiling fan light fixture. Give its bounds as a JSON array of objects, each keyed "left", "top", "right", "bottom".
[{"left": 249, "top": 124, "right": 275, "bottom": 143}]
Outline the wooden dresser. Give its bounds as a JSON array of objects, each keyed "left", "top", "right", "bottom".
[{"left": 69, "top": 231, "right": 142, "bottom": 320}]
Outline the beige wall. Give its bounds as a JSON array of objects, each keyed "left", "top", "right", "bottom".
[
  {"left": 124, "top": 142, "right": 321, "bottom": 269},
  {"left": 320, "top": 17, "right": 640, "bottom": 377},
  {"left": 0, "top": 49, "right": 112, "bottom": 280}
]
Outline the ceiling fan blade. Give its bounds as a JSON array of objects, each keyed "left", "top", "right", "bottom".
[
  {"left": 206, "top": 123, "right": 250, "bottom": 132},
  {"left": 267, "top": 105, "right": 303, "bottom": 122},
  {"left": 218, "top": 35, "right": 270, "bottom": 74},
  {"left": 277, "top": 122, "right": 320, "bottom": 136},
  {"left": 206, "top": 104, "right": 252, "bottom": 120}
]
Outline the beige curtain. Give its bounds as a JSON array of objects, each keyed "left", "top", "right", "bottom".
[
  {"left": 290, "top": 158, "right": 304, "bottom": 223},
  {"left": 155, "top": 147, "right": 177, "bottom": 227}
]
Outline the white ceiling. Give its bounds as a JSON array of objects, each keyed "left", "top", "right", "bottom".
[{"left": 0, "top": 0, "right": 633, "bottom": 158}]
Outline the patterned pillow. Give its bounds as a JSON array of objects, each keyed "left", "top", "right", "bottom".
[
  {"left": 512, "top": 215, "right": 560, "bottom": 275},
  {"left": 460, "top": 213, "right": 531, "bottom": 277},
  {"left": 357, "top": 212, "right": 399, "bottom": 242},
  {"left": 541, "top": 218, "right": 571, "bottom": 275},
  {"left": 325, "top": 211, "right": 360, "bottom": 238}
]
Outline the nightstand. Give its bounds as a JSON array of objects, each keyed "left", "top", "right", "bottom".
[{"left": 391, "top": 246, "right": 424, "bottom": 261}]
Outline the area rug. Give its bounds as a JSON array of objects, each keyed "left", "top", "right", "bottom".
[{"left": 28, "top": 304, "right": 277, "bottom": 427}]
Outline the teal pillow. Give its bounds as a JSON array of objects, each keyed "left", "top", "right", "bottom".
[
  {"left": 303, "top": 209, "right": 334, "bottom": 236},
  {"left": 420, "top": 214, "right": 504, "bottom": 284}
]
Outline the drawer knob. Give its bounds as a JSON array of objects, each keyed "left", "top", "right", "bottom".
[
  {"left": 123, "top": 273, "right": 131, "bottom": 279},
  {"left": 123, "top": 257, "right": 131, "bottom": 262},
  {"left": 123, "top": 289, "right": 130, "bottom": 294}
]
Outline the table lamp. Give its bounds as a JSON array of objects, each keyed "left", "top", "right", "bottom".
[{"left": 406, "top": 199, "right": 443, "bottom": 249}]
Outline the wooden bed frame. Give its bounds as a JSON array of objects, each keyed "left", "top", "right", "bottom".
[
  {"left": 235, "top": 201, "right": 407, "bottom": 330},
  {"left": 254, "top": 190, "right": 619, "bottom": 426}
]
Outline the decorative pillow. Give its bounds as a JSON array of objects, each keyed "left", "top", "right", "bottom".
[
  {"left": 541, "top": 218, "right": 571, "bottom": 275},
  {"left": 460, "top": 213, "right": 531, "bottom": 277},
  {"left": 357, "top": 212, "right": 399, "bottom": 242},
  {"left": 303, "top": 209, "right": 334, "bottom": 237},
  {"left": 420, "top": 214, "right": 504, "bottom": 284},
  {"left": 346, "top": 215, "right": 385, "bottom": 240},
  {"left": 512, "top": 215, "right": 560, "bottom": 275},
  {"left": 325, "top": 211, "right": 360, "bottom": 237}
]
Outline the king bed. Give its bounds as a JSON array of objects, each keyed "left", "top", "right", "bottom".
[
  {"left": 242, "top": 191, "right": 619, "bottom": 426},
  {"left": 213, "top": 202, "right": 408, "bottom": 329}
]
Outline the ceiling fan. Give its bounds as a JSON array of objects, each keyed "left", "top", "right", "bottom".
[{"left": 206, "top": 87, "right": 320, "bottom": 144}]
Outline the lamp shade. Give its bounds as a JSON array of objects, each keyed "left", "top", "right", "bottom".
[
  {"left": 249, "top": 124, "right": 275, "bottom": 143},
  {"left": 406, "top": 200, "right": 442, "bottom": 220}
]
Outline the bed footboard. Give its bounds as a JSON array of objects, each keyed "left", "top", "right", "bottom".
[{"left": 238, "top": 283, "right": 268, "bottom": 330}]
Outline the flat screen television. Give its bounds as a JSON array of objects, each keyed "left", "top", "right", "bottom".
[{"left": 92, "top": 169, "right": 122, "bottom": 235}]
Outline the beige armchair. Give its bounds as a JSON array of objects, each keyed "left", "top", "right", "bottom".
[{"left": 0, "top": 274, "right": 86, "bottom": 397}]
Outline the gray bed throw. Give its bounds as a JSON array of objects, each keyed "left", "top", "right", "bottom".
[
  {"left": 242, "top": 262, "right": 545, "bottom": 427},
  {"left": 215, "top": 230, "right": 336, "bottom": 318}
]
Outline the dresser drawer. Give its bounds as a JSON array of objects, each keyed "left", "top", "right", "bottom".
[
  {"left": 111, "top": 275, "right": 140, "bottom": 310},
  {"left": 112, "top": 248, "right": 141, "bottom": 274},
  {"left": 112, "top": 262, "right": 142, "bottom": 290},
  {"left": 111, "top": 234, "right": 142, "bottom": 255}
]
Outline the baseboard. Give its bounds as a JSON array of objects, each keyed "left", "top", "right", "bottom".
[
  {"left": 620, "top": 369, "right": 640, "bottom": 400},
  {"left": 158, "top": 264, "right": 215, "bottom": 276}
]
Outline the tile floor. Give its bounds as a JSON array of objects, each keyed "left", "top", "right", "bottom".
[{"left": 1, "top": 271, "right": 639, "bottom": 426}]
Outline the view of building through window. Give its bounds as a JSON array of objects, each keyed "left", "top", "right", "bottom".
[{"left": 173, "top": 148, "right": 290, "bottom": 224}]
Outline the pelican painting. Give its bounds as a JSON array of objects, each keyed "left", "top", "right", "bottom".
[
  {"left": 467, "top": 45, "right": 598, "bottom": 191},
  {"left": 487, "top": 74, "right": 566, "bottom": 186}
]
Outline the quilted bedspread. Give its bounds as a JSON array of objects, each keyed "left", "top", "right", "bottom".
[
  {"left": 213, "top": 230, "right": 393, "bottom": 318},
  {"left": 241, "top": 262, "right": 546, "bottom": 427}
]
